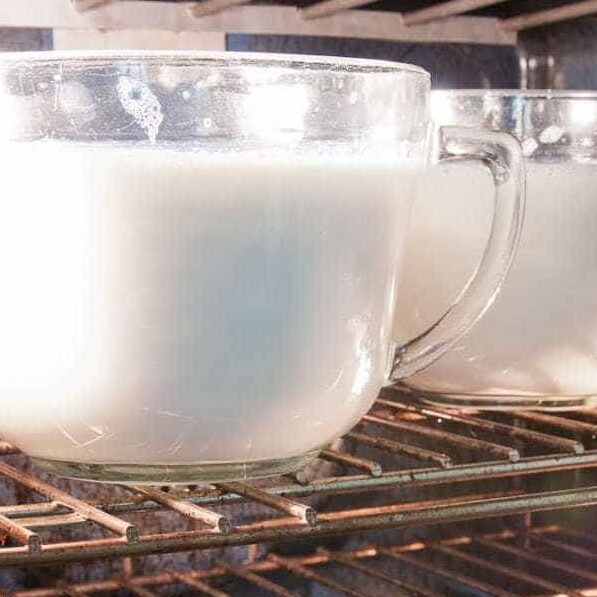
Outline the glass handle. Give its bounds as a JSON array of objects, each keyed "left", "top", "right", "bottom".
[{"left": 389, "top": 125, "right": 525, "bottom": 380}]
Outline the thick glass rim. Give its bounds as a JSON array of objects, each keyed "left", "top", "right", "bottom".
[
  {"left": 432, "top": 89, "right": 597, "bottom": 100},
  {"left": 0, "top": 49, "right": 430, "bottom": 77}
]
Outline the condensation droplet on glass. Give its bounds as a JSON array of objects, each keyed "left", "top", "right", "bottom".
[
  {"left": 197, "top": 72, "right": 221, "bottom": 88},
  {"left": 522, "top": 137, "right": 538, "bottom": 157},
  {"left": 116, "top": 76, "right": 164, "bottom": 143},
  {"left": 59, "top": 81, "right": 96, "bottom": 123},
  {"left": 348, "top": 91, "right": 359, "bottom": 105},
  {"left": 181, "top": 89, "right": 191, "bottom": 100},
  {"left": 539, "top": 125, "right": 564, "bottom": 144},
  {"left": 203, "top": 117, "right": 213, "bottom": 128}
]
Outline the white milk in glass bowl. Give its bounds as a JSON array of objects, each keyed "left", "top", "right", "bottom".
[
  {"left": 397, "top": 90, "right": 597, "bottom": 410},
  {"left": 0, "top": 53, "right": 523, "bottom": 483},
  {"left": 0, "top": 144, "right": 414, "bottom": 467}
]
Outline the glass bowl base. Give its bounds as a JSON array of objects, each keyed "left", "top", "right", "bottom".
[
  {"left": 32, "top": 451, "right": 319, "bottom": 485},
  {"left": 410, "top": 388, "right": 597, "bottom": 411}
]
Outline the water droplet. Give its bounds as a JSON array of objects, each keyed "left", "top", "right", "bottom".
[
  {"left": 117, "top": 76, "right": 163, "bottom": 143},
  {"left": 522, "top": 137, "right": 538, "bottom": 157},
  {"left": 539, "top": 125, "right": 564, "bottom": 144}
]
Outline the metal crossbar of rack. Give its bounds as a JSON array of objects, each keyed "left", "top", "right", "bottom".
[
  {"left": 0, "top": 388, "right": 595, "bottom": 567},
  {"left": 9, "top": 524, "right": 597, "bottom": 596},
  {"left": 2, "top": 0, "right": 597, "bottom": 50}
]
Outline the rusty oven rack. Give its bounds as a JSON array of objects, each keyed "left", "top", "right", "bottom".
[
  {"left": 0, "top": 387, "right": 595, "bottom": 568},
  {"left": 10, "top": 522, "right": 597, "bottom": 597},
  {"left": 71, "top": 0, "right": 597, "bottom": 35}
]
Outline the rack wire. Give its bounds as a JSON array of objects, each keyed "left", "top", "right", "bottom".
[
  {"left": 0, "top": 387, "right": 595, "bottom": 567},
  {"left": 71, "top": 0, "right": 597, "bottom": 33},
  {"left": 9, "top": 523, "right": 597, "bottom": 596},
  {"left": 4, "top": 0, "right": 596, "bottom": 50}
]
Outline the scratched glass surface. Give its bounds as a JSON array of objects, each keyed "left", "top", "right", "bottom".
[
  {"left": 0, "top": 53, "right": 522, "bottom": 483},
  {"left": 398, "top": 90, "right": 597, "bottom": 409}
]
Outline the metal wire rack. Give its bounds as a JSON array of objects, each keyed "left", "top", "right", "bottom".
[
  {"left": 0, "top": 387, "right": 595, "bottom": 568},
  {"left": 9, "top": 523, "right": 597, "bottom": 597}
]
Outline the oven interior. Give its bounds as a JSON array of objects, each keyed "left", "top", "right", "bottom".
[{"left": 0, "top": 1, "right": 596, "bottom": 595}]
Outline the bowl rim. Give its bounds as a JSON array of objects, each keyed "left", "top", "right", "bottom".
[
  {"left": 432, "top": 89, "right": 597, "bottom": 99},
  {"left": 0, "top": 49, "right": 430, "bottom": 78}
]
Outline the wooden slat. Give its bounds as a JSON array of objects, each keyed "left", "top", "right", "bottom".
[
  {"left": 302, "top": 0, "right": 512, "bottom": 23},
  {"left": 0, "top": 1, "right": 516, "bottom": 45},
  {"left": 301, "top": 0, "right": 378, "bottom": 21},
  {"left": 53, "top": 28, "right": 226, "bottom": 50},
  {"left": 189, "top": 0, "right": 252, "bottom": 18},
  {"left": 500, "top": 0, "right": 597, "bottom": 32},
  {"left": 403, "top": 0, "right": 514, "bottom": 26},
  {"left": 71, "top": 0, "right": 116, "bottom": 12}
]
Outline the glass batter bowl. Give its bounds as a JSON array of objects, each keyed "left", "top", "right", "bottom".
[
  {"left": 0, "top": 52, "right": 523, "bottom": 482},
  {"left": 398, "top": 90, "right": 597, "bottom": 410}
]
